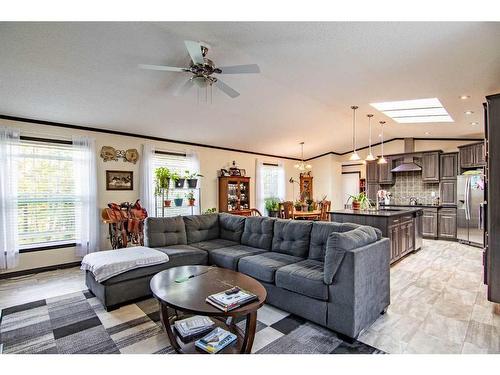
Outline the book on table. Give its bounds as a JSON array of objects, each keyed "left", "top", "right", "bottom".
[
  {"left": 174, "top": 315, "right": 215, "bottom": 339},
  {"left": 206, "top": 287, "right": 258, "bottom": 312},
  {"left": 195, "top": 327, "right": 237, "bottom": 354}
]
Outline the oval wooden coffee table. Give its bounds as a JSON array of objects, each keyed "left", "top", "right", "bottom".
[{"left": 150, "top": 265, "right": 267, "bottom": 354}]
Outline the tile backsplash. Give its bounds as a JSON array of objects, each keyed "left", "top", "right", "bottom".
[{"left": 383, "top": 171, "right": 439, "bottom": 205}]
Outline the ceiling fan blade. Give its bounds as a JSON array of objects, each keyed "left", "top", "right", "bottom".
[
  {"left": 138, "top": 64, "right": 188, "bottom": 72},
  {"left": 218, "top": 64, "right": 261, "bottom": 74},
  {"left": 214, "top": 79, "right": 240, "bottom": 98},
  {"left": 174, "top": 79, "right": 194, "bottom": 96},
  {"left": 184, "top": 40, "right": 205, "bottom": 65}
]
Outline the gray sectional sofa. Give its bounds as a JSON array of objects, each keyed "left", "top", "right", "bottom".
[{"left": 85, "top": 213, "right": 390, "bottom": 339}]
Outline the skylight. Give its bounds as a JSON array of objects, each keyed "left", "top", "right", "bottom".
[{"left": 370, "top": 98, "right": 453, "bottom": 124}]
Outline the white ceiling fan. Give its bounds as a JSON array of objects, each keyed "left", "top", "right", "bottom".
[{"left": 139, "top": 40, "right": 260, "bottom": 98}]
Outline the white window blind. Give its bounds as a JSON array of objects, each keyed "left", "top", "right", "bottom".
[
  {"left": 257, "top": 162, "right": 285, "bottom": 214},
  {"left": 17, "top": 140, "right": 77, "bottom": 248},
  {"left": 153, "top": 152, "right": 200, "bottom": 217}
]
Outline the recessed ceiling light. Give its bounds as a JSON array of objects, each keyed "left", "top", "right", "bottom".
[
  {"left": 465, "top": 110, "right": 474, "bottom": 115},
  {"left": 370, "top": 98, "right": 453, "bottom": 124},
  {"left": 425, "top": 132, "right": 430, "bottom": 135},
  {"left": 471, "top": 121, "right": 479, "bottom": 126},
  {"left": 460, "top": 95, "right": 470, "bottom": 100}
]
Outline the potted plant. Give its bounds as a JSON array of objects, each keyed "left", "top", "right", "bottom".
[
  {"left": 264, "top": 197, "right": 280, "bottom": 217},
  {"left": 185, "top": 170, "right": 204, "bottom": 189},
  {"left": 174, "top": 194, "right": 184, "bottom": 207},
  {"left": 306, "top": 198, "right": 314, "bottom": 212},
  {"left": 171, "top": 171, "right": 185, "bottom": 188},
  {"left": 186, "top": 191, "right": 196, "bottom": 206},
  {"left": 203, "top": 208, "right": 217, "bottom": 214},
  {"left": 154, "top": 167, "right": 171, "bottom": 207},
  {"left": 347, "top": 192, "right": 371, "bottom": 210},
  {"left": 294, "top": 201, "right": 302, "bottom": 212}
]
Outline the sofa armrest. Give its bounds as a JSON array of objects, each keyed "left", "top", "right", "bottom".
[{"left": 326, "top": 237, "right": 390, "bottom": 338}]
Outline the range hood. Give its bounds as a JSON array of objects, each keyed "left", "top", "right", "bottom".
[{"left": 391, "top": 138, "right": 422, "bottom": 173}]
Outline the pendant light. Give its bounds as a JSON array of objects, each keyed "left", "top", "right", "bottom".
[
  {"left": 378, "top": 121, "right": 387, "bottom": 164},
  {"left": 349, "top": 105, "right": 361, "bottom": 161},
  {"left": 365, "top": 114, "right": 377, "bottom": 161},
  {"left": 294, "top": 142, "right": 312, "bottom": 171}
]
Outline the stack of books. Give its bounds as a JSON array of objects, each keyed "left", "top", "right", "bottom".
[
  {"left": 206, "top": 286, "right": 258, "bottom": 312},
  {"left": 195, "top": 327, "right": 237, "bottom": 354},
  {"left": 174, "top": 316, "right": 215, "bottom": 340}
]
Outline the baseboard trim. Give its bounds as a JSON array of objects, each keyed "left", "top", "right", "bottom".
[{"left": 0, "top": 261, "right": 81, "bottom": 280}]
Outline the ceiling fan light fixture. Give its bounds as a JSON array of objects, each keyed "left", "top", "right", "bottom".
[{"left": 191, "top": 75, "right": 210, "bottom": 88}]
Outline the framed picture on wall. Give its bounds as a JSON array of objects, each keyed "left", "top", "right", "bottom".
[{"left": 106, "top": 170, "right": 133, "bottom": 190}]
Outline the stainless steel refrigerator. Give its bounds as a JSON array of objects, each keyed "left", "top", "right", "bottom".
[{"left": 457, "top": 172, "right": 485, "bottom": 246}]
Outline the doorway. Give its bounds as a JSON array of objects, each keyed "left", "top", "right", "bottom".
[{"left": 342, "top": 172, "right": 360, "bottom": 207}]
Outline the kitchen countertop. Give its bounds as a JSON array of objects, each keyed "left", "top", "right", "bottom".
[
  {"left": 328, "top": 207, "right": 423, "bottom": 217},
  {"left": 380, "top": 204, "right": 457, "bottom": 209}
]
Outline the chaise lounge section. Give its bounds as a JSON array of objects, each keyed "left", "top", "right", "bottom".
[{"left": 85, "top": 213, "right": 390, "bottom": 339}]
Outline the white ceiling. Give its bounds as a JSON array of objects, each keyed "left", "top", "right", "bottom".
[{"left": 0, "top": 22, "right": 499, "bottom": 159}]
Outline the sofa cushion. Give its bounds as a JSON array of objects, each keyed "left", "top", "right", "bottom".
[
  {"left": 183, "top": 214, "right": 219, "bottom": 244},
  {"left": 324, "top": 226, "right": 379, "bottom": 284},
  {"left": 272, "top": 220, "right": 313, "bottom": 258},
  {"left": 103, "top": 245, "right": 206, "bottom": 285},
  {"left": 190, "top": 239, "right": 239, "bottom": 252},
  {"left": 144, "top": 216, "right": 187, "bottom": 247},
  {"left": 241, "top": 216, "right": 275, "bottom": 250},
  {"left": 275, "top": 259, "right": 327, "bottom": 301},
  {"left": 209, "top": 245, "right": 266, "bottom": 270},
  {"left": 238, "top": 252, "right": 302, "bottom": 283},
  {"left": 309, "top": 222, "right": 361, "bottom": 261},
  {"left": 219, "top": 213, "right": 246, "bottom": 242}
]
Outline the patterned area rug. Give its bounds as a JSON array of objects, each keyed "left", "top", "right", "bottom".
[{"left": 0, "top": 290, "right": 384, "bottom": 354}]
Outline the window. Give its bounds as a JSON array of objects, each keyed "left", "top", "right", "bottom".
[
  {"left": 17, "top": 140, "right": 77, "bottom": 248},
  {"left": 152, "top": 151, "right": 200, "bottom": 217},
  {"left": 256, "top": 161, "right": 285, "bottom": 215}
]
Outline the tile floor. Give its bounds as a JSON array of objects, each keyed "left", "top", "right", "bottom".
[{"left": 1, "top": 239, "right": 499, "bottom": 354}]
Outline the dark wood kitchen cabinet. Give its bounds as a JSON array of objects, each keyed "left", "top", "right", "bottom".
[
  {"left": 366, "top": 160, "right": 379, "bottom": 183},
  {"left": 422, "top": 208, "right": 438, "bottom": 238},
  {"left": 389, "top": 222, "right": 400, "bottom": 261},
  {"left": 438, "top": 208, "right": 457, "bottom": 239},
  {"left": 459, "top": 142, "right": 486, "bottom": 168},
  {"left": 440, "top": 152, "right": 458, "bottom": 180},
  {"left": 475, "top": 142, "right": 486, "bottom": 165},
  {"left": 440, "top": 180, "right": 457, "bottom": 205},
  {"left": 422, "top": 151, "right": 440, "bottom": 183},
  {"left": 378, "top": 157, "right": 395, "bottom": 185}
]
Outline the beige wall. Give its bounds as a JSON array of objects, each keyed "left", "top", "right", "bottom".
[
  {"left": 308, "top": 154, "right": 343, "bottom": 210},
  {"left": 0, "top": 118, "right": 300, "bottom": 274}
]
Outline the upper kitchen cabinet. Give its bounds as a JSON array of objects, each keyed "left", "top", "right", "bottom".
[
  {"left": 378, "top": 157, "right": 395, "bottom": 185},
  {"left": 421, "top": 151, "right": 440, "bottom": 183},
  {"left": 459, "top": 142, "right": 486, "bottom": 169},
  {"left": 440, "top": 152, "right": 458, "bottom": 180},
  {"left": 366, "top": 160, "right": 379, "bottom": 183}
]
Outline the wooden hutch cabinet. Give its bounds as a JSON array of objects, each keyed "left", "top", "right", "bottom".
[
  {"left": 299, "top": 174, "right": 313, "bottom": 200},
  {"left": 218, "top": 176, "right": 252, "bottom": 216}
]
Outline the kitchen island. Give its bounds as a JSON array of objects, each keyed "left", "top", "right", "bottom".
[{"left": 329, "top": 208, "right": 423, "bottom": 264}]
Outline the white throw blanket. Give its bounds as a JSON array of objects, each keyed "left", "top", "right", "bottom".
[{"left": 81, "top": 246, "right": 169, "bottom": 282}]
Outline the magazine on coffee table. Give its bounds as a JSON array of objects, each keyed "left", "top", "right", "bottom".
[
  {"left": 206, "top": 287, "right": 258, "bottom": 312},
  {"left": 174, "top": 315, "right": 215, "bottom": 340},
  {"left": 195, "top": 327, "right": 237, "bottom": 353}
]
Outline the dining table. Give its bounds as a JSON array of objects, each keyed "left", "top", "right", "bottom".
[{"left": 292, "top": 209, "right": 321, "bottom": 220}]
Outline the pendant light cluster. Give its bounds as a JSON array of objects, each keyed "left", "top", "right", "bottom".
[
  {"left": 348, "top": 105, "right": 388, "bottom": 164},
  {"left": 294, "top": 141, "right": 312, "bottom": 171}
]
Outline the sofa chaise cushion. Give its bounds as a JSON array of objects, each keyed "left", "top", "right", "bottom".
[
  {"left": 183, "top": 214, "right": 219, "bottom": 244},
  {"left": 275, "top": 259, "right": 328, "bottom": 301},
  {"left": 155, "top": 244, "right": 208, "bottom": 267},
  {"left": 324, "top": 226, "right": 380, "bottom": 284},
  {"left": 309, "top": 222, "right": 361, "bottom": 261},
  {"left": 238, "top": 252, "right": 302, "bottom": 283},
  {"left": 190, "top": 238, "right": 239, "bottom": 252},
  {"left": 144, "top": 216, "right": 187, "bottom": 247},
  {"left": 241, "top": 216, "right": 275, "bottom": 250},
  {"left": 219, "top": 213, "right": 246, "bottom": 242},
  {"left": 209, "top": 244, "right": 266, "bottom": 270},
  {"left": 272, "top": 220, "right": 313, "bottom": 258}
]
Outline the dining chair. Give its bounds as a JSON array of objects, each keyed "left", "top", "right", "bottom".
[
  {"left": 320, "top": 200, "right": 331, "bottom": 221},
  {"left": 282, "top": 201, "right": 294, "bottom": 219}
]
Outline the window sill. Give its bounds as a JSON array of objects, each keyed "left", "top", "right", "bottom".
[{"left": 19, "top": 242, "right": 77, "bottom": 254}]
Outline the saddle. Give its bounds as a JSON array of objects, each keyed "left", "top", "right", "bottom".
[{"left": 102, "top": 200, "right": 148, "bottom": 247}]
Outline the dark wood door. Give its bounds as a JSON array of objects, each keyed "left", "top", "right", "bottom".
[
  {"left": 389, "top": 224, "right": 400, "bottom": 262},
  {"left": 438, "top": 208, "right": 457, "bottom": 239},
  {"left": 440, "top": 180, "right": 457, "bottom": 205},
  {"left": 422, "top": 209, "right": 438, "bottom": 238},
  {"left": 422, "top": 152, "right": 440, "bottom": 183},
  {"left": 440, "top": 153, "right": 458, "bottom": 180},
  {"left": 366, "top": 161, "right": 379, "bottom": 183},
  {"left": 378, "top": 157, "right": 394, "bottom": 185}
]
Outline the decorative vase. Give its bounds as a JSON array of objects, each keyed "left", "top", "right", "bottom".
[
  {"left": 175, "top": 179, "right": 185, "bottom": 188},
  {"left": 174, "top": 198, "right": 183, "bottom": 207},
  {"left": 187, "top": 179, "right": 198, "bottom": 188},
  {"left": 164, "top": 200, "right": 171, "bottom": 207},
  {"left": 188, "top": 199, "right": 195, "bottom": 206},
  {"left": 352, "top": 201, "right": 361, "bottom": 210}
]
